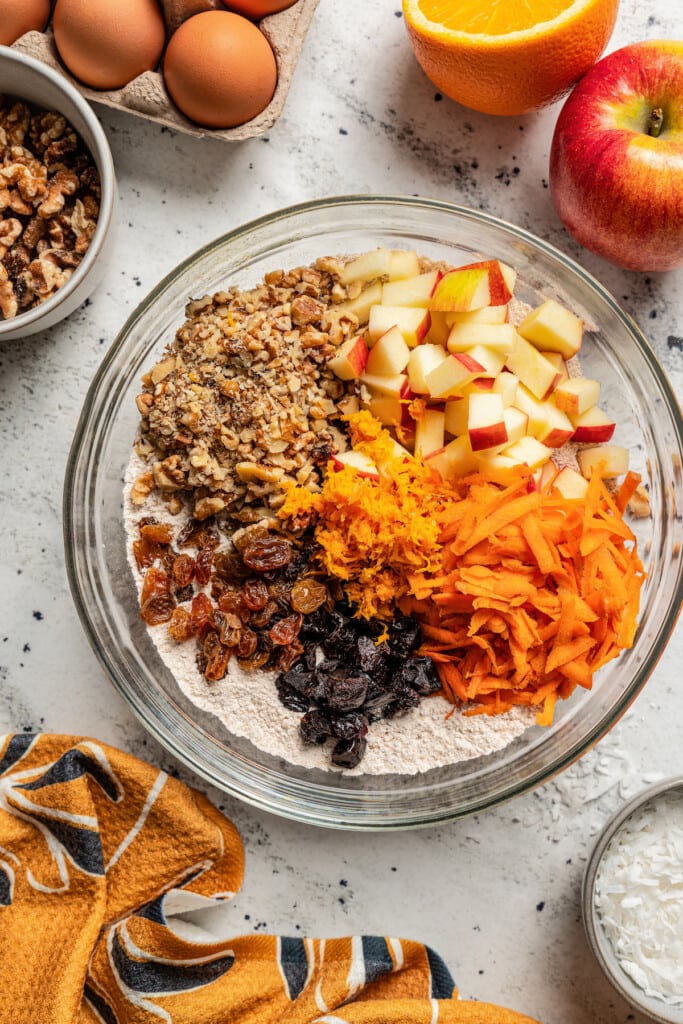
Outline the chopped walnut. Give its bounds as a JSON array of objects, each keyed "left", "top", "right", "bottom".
[
  {"left": 0, "top": 265, "right": 17, "bottom": 319},
  {"left": 0, "top": 95, "right": 100, "bottom": 321},
  {"left": 130, "top": 472, "right": 154, "bottom": 506},
  {"left": 132, "top": 261, "right": 364, "bottom": 519},
  {"left": 628, "top": 483, "right": 651, "bottom": 519},
  {"left": 0, "top": 218, "right": 22, "bottom": 260}
]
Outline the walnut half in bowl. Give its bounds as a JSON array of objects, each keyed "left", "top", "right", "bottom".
[{"left": 0, "top": 48, "right": 116, "bottom": 341}]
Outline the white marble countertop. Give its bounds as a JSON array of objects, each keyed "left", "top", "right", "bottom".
[{"left": 1, "top": 2, "right": 682, "bottom": 1022}]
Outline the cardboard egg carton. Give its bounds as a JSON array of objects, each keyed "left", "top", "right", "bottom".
[{"left": 11, "top": 0, "right": 319, "bottom": 141}]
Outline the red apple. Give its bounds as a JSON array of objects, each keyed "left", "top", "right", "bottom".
[
  {"left": 331, "top": 451, "right": 380, "bottom": 479},
  {"left": 550, "top": 40, "right": 683, "bottom": 272}
]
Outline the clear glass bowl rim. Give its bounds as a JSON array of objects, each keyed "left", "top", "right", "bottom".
[{"left": 64, "top": 194, "right": 683, "bottom": 831}]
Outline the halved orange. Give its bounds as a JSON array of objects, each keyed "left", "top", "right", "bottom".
[{"left": 402, "top": 0, "right": 619, "bottom": 116}]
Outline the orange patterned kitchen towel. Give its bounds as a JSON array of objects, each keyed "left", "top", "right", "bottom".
[{"left": 0, "top": 734, "right": 540, "bottom": 1024}]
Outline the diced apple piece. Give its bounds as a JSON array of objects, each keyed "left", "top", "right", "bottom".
[
  {"left": 425, "top": 311, "right": 451, "bottom": 346},
  {"left": 395, "top": 422, "right": 416, "bottom": 448},
  {"left": 425, "top": 434, "right": 477, "bottom": 479},
  {"left": 415, "top": 407, "right": 446, "bottom": 459},
  {"left": 360, "top": 372, "right": 409, "bottom": 399},
  {"left": 493, "top": 371, "right": 519, "bottom": 407},
  {"left": 503, "top": 435, "right": 552, "bottom": 469},
  {"left": 446, "top": 304, "right": 508, "bottom": 326},
  {"left": 429, "top": 260, "right": 515, "bottom": 312},
  {"left": 506, "top": 333, "right": 563, "bottom": 400},
  {"left": 339, "top": 248, "right": 392, "bottom": 285},
  {"left": 541, "top": 351, "right": 569, "bottom": 383},
  {"left": 536, "top": 403, "right": 574, "bottom": 448},
  {"left": 461, "top": 377, "right": 496, "bottom": 396},
  {"left": 463, "top": 344, "right": 507, "bottom": 377},
  {"left": 499, "top": 261, "right": 517, "bottom": 295},
  {"left": 389, "top": 250, "right": 421, "bottom": 280},
  {"left": 337, "top": 394, "right": 360, "bottom": 418},
  {"left": 513, "top": 383, "right": 552, "bottom": 438},
  {"left": 446, "top": 322, "right": 516, "bottom": 355},
  {"left": 374, "top": 436, "right": 414, "bottom": 472},
  {"left": 504, "top": 406, "right": 528, "bottom": 445},
  {"left": 571, "top": 406, "right": 616, "bottom": 443},
  {"left": 368, "top": 394, "right": 403, "bottom": 427},
  {"left": 381, "top": 269, "right": 440, "bottom": 308},
  {"left": 365, "top": 325, "right": 411, "bottom": 376},
  {"left": 468, "top": 392, "right": 508, "bottom": 452},
  {"left": 407, "top": 343, "right": 449, "bottom": 394},
  {"left": 577, "top": 444, "right": 629, "bottom": 479},
  {"left": 535, "top": 461, "right": 559, "bottom": 492},
  {"left": 334, "top": 281, "right": 383, "bottom": 322},
  {"left": 518, "top": 298, "right": 583, "bottom": 359},
  {"left": 552, "top": 466, "right": 589, "bottom": 499},
  {"left": 477, "top": 450, "right": 521, "bottom": 472},
  {"left": 424, "top": 352, "right": 486, "bottom": 399},
  {"left": 553, "top": 377, "right": 601, "bottom": 417},
  {"left": 331, "top": 450, "right": 380, "bottom": 479},
  {"left": 327, "top": 333, "right": 369, "bottom": 380},
  {"left": 444, "top": 396, "right": 469, "bottom": 437},
  {"left": 367, "top": 304, "right": 431, "bottom": 348}
]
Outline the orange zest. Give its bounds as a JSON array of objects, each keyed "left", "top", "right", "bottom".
[
  {"left": 278, "top": 412, "right": 644, "bottom": 726},
  {"left": 402, "top": 0, "right": 619, "bottom": 116}
]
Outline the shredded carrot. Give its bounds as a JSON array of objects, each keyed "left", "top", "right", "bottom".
[{"left": 278, "top": 411, "right": 646, "bottom": 725}]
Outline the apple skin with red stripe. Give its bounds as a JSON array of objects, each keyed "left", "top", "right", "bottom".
[{"left": 550, "top": 40, "right": 683, "bottom": 271}]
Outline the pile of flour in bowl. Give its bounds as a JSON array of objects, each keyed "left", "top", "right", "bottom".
[{"left": 124, "top": 459, "right": 534, "bottom": 776}]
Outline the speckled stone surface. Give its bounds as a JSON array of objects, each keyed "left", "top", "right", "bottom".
[{"left": 1, "top": 2, "right": 682, "bottom": 1022}]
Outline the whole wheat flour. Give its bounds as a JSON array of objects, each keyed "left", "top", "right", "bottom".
[{"left": 124, "top": 455, "right": 534, "bottom": 775}]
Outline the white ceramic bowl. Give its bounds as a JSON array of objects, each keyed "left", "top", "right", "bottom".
[
  {"left": 0, "top": 46, "right": 116, "bottom": 340},
  {"left": 583, "top": 777, "right": 683, "bottom": 1023}
]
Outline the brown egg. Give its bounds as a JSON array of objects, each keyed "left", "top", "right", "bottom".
[
  {"left": 53, "top": 0, "right": 166, "bottom": 91},
  {"left": 222, "top": 0, "right": 298, "bottom": 18},
  {"left": 164, "top": 11, "right": 277, "bottom": 128},
  {"left": 0, "top": 0, "right": 51, "bottom": 46}
]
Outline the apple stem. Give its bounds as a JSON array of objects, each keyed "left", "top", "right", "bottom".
[{"left": 648, "top": 107, "right": 664, "bottom": 138}]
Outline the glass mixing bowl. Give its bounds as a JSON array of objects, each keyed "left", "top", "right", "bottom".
[{"left": 64, "top": 196, "right": 683, "bottom": 830}]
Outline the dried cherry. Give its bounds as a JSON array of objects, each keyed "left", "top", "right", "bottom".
[
  {"left": 331, "top": 736, "right": 367, "bottom": 769},
  {"left": 325, "top": 672, "right": 369, "bottom": 711},
  {"left": 300, "top": 709, "right": 333, "bottom": 745},
  {"left": 398, "top": 656, "right": 441, "bottom": 695},
  {"left": 276, "top": 678, "right": 310, "bottom": 713},
  {"left": 330, "top": 712, "right": 369, "bottom": 741}
]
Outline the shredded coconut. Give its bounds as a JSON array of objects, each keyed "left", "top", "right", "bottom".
[{"left": 595, "top": 789, "right": 683, "bottom": 1007}]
